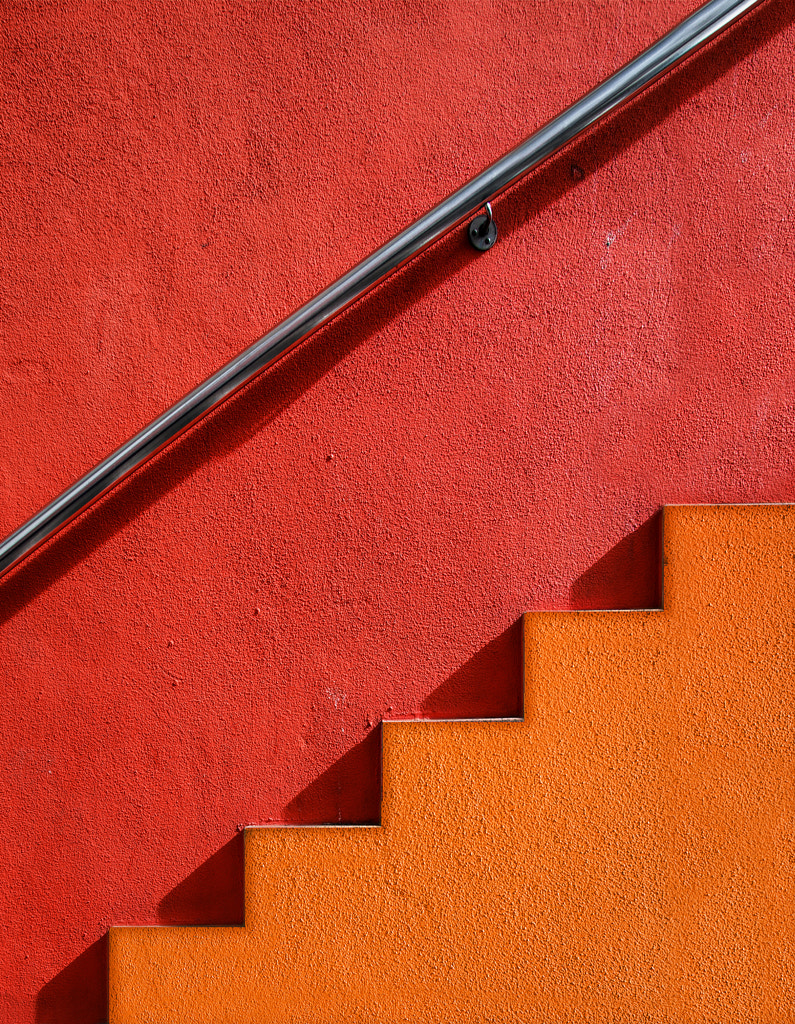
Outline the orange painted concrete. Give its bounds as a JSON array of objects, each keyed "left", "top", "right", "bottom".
[
  {"left": 4, "top": 2, "right": 794, "bottom": 1017},
  {"left": 110, "top": 504, "right": 794, "bottom": 1022}
]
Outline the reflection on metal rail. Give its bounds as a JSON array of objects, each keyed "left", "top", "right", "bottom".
[{"left": 0, "top": 0, "right": 766, "bottom": 579}]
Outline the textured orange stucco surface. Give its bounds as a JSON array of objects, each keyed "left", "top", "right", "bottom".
[
  {"left": 3, "top": 1, "right": 794, "bottom": 1017},
  {"left": 110, "top": 504, "right": 793, "bottom": 1022}
]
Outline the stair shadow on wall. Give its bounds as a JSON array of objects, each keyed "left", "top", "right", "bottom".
[
  {"left": 35, "top": 837, "right": 247, "bottom": 1024},
  {"left": 27, "top": 0, "right": 795, "bottom": 1015},
  {"left": 157, "top": 832, "right": 245, "bottom": 927},
  {"left": 33, "top": 517, "right": 662, "bottom": 1021},
  {"left": 284, "top": 727, "right": 384, "bottom": 826},
  {"left": 285, "top": 621, "right": 523, "bottom": 828},
  {"left": 36, "top": 935, "right": 107, "bottom": 1024},
  {"left": 281, "top": 516, "right": 663, "bottom": 834},
  {"left": 34, "top": 625, "right": 524, "bottom": 1022},
  {"left": 571, "top": 510, "right": 662, "bottom": 610},
  {"left": 422, "top": 620, "right": 523, "bottom": 720}
]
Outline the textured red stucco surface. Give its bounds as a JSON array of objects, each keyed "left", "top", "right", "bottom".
[{"left": 1, "top": 1, "right": 793, "bottom": 1020}]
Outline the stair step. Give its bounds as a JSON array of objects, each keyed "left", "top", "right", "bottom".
[{"left": 110, "top": 505, "right": 794, "bottom": 1022}]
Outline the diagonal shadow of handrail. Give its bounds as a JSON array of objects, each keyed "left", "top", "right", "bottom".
[{"left": 2, "top": 0, "right": 791, "bottom": 628}]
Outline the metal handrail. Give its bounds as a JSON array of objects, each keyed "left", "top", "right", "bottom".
[{"left": 0, "top": 0, "right": 766, "bottom": 579}]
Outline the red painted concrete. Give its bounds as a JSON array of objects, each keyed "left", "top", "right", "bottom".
[
  {"left": 109, "top": 505, "right": 795, "bottom": 1022},
  {"left": 0, "top": 1, "right": 793, "bottom": 1020}
]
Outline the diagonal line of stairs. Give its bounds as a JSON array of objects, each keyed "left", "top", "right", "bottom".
[{"left": 110, "top": 505, "right": 794, "bottom": 1023}]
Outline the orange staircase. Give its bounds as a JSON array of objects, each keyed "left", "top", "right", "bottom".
[{"left": 110, "top": 505, "right": 794, "bottom": 1022}]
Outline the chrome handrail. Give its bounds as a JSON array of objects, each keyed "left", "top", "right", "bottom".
[{"left": 0, "top": 0, "right": 766, "bottom": 579}]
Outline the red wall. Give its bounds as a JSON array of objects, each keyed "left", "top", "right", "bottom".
[{"left": 1, "top": 1, "right": 793, "bottom": 1020}]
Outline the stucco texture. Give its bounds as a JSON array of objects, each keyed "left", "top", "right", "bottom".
[
  {"left": 110, "top": 504, "right": 794, "bottom": 1022},
  {"left": 1, "top": 1, "right": 794, "bottom": 1021}
]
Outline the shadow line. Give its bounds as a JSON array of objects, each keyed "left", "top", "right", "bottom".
[
  {"left": 158, "top": 832, "right": 245, "bottom": 927},
  {"left": 492, "top": 0, "right": 791, "bottom": 240},
  {"left": 571, "top": 511, "right": 663, "bottom": 610},
  {"left": 284, "top": 726, "right": 384, "bottom": 826},
  {"left": 36, "top": 934, "right": 107, "bottom": 1024},
  {"left": 422, "top": 620, "right": 524, "bottom": 719},
  {"left": 3, "top": 0, "right": 790, "bottom": 624},
  {"left": 0, "top": 226, "right": 478, "bottom": 624}
]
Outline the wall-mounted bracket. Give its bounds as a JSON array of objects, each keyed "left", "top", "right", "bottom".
[{"left": 468, "top": 202, "right": 497, "bottom": 251}]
